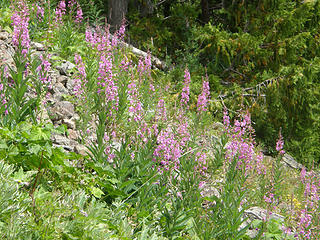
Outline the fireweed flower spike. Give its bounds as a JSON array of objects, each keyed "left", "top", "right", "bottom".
[
  {"left": 297, "top": 169, "right": 320, "bottom": 239},
  {"left": 36, "top": 3, "right": 44, "bottom": 21},
  {"left": 0, "top": 83, "right": 8, "bottom": 115},
  {"left": 55, "top": 1, "right": 66, "bottom": 25},
  {"left": 197, "top": 79, "right": 210, "bottom": 113},
  {"left": 11, "top": 0, "right": 30, "bottom": 56},
  {"left": 155, "top": 98, "right": 167, "bottom": 122},
  {"left": 36, "top": 54, "right": 52, "bottom": 89},
  {"left": 181, "top": 68, "right": 191, "bottom": 108},
  {"left": 128, "top": 75, "right": 143, "bottom": 122},
  {"left": 74, "top": 3, "right": 83, "bottom": 23},
  {"left": 276, "top": 129, "right": 285, "bottom": 155},
  {"left": 74, "top": 54, "right": 87, "bottom": 97}
]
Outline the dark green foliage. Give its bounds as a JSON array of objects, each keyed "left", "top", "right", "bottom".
[{"left": 124, "top": 0, "right": 320, "bottom": 166}]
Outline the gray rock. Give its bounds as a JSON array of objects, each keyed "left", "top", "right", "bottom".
[
  {"left": 63, "top": 118, "right": 76, "bottom": 129},
  {"left": 31, "top": 42, "right": 45, "bottom": 51},
  {"left": 0, "top": 42, "right": 14, "bottom": 66},
  {"left": 66, "top": 78, "right": 76, "bottom": 92},
  {"left": 0, "top": 31, "right": 9, "bottom": 40},
  {"left": 67, "top": 129, "right": 78, "bottom": 140},
  {"left": 244, "top": 206, "right": 285, "bottom": 222},
  {"left": 75, "top": 144, "right": 88, "bottom": 156},
  {"left": 282, "top": 153, "right": 304, "bottom": 170},
  {"left": 56, "top": 61, "right": 75, "bottom": 76},
  {"left": 56, "top": 75, "right": 68, "bottom": 84},
  {"left": 52, "top": 134, "right": 77, "bottom": 152},
  {"left": 50, "top": 101, "right": 75, "bottom": 121},
  {"left": 53, "top": 82, "right": 68, "bottom": 95},
  {"left": 53, "top": 143, "right": 74, "bottom": 152}
]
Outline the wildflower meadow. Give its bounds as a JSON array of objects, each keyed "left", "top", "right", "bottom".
[{"left": 0, "top": 0, "right": 319, "bottom": 239}]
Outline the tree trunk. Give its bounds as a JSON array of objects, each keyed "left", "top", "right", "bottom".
[
  {"left": 140, "top": 0, "right": 154, "bottom": 17},
  {"left": 201, "top": 0, "right": 210, "bottom": 24},
  {"left": 108, "top": 0, "right": 129, "bottom": 32},
  {"left": 163, "top": 0, "right": 173, "bottom": 18}
]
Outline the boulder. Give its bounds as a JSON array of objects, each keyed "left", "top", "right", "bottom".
[
  {"left": 56, "top": 61, "right": 75, "bottom": 76},
  {"left": 31, "top": 41, "right": 45, "bottom": 51},
  {"left": 282, "top": 153, "right": 304, "bottom": 170},
  {"left": 244, "top": 206, "right": 285, "bottom": 222},
  {"left": 49, "top": 101, "right": 75, "bottom": 121},
  {"left": 63, "top": 118, "right": 76, "bottom": 130}
]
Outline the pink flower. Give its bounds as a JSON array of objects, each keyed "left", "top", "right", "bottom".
[
  {"left": 36, "top": 54, "right": 52, "bottom": 89},
  {"left": 155, "top": 99, "right": 167, "bottom": 122},
  {"left": 11, "top": 1, "right": 30, "bottom": 56},
  {"left": 197, "top": 80, "right": 210, "bottom": 113},
  {"left": 276, "top": 130, "right": 285, "bottom": 155},
  {"left": 74, "top": 4, "right": 83, "bottom": 23},
  {"left": 36, "top": 4, "right": 44, "bottom": 21},
  {"left": 181, "top": 68, "right": 191, "bottom": 107},
  {"left": 128, "top": 76, "right": 143, "bottom": 122},
  {"left": 73, "top": 54, "right": 87, "bottom": 97},
  {"left": 55, "top": 1, "right": 66, "bottom": 24}
]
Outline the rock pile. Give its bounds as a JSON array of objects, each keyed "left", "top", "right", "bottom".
[{"left": 0, "top": 27, "right": 87, "bottom": 155}]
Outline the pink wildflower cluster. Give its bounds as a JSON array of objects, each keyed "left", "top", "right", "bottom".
[
  {"left": 263, "top": 184, "right": 277, "bottom": 211},
  {"left": 68, "top": 0, "right": 83, "bottom": 24},
  {"left": 223, "top": 109, "right": 230, "bottom": 130},
  {"left": 177, "top": 120, "right": 190, "bottom": 148},
  {"left": 0, "top": 83, "right": 8, "bottom": 115},
  {"left": 36, "top": 54, "right": 52, "bottom": 89},
  {"left": 137, "top": 54, "right": 152, "bottom": 77},
  {"left": 276, "top": 130, "right": 285, "bottom": 155},
  {"left": 74, "top": 5, "right": 83, "bottom": 23},
  {"left": 55, "top": 1, "right": 66, "bottom": 25},
  {"left": 117, "top": 21, "right": 126, "bottom": 41},
  {"left": 224, "top": 110, "right": 265, "bottom": 175},
  {"left": 104, "top": 134, "right": 115, "bottom": 163},
  {"left": 85, "top": 27, "right": 112, "bottom": 53},
  {"left": 296, "top": 168, "right": 320, "bottom": 239},
  {"left": 153, "top": 114, "right": 191, "bottom": 173},
  {"left": 11, "top": 0, "right": 30, "bottom": 56},
  {"left": 195, "top": 151, "right": 208, "bottom": 175},
  {"left": 73, "top": 54, "right": 87, "bottom": 97},
  {"left": 181, "top": 68, "right": 191, "bottom": 108},
  {"left": 197, "top": 80, "right": 210, "bottom": 113},
  {"left": 120, "top": 56, "right": 131, "bottom": 72},
  {"left": 153, "top": 127, "right": 182, "bottom": 172},
  {"left": 128, "top": 75, "right": 143, "bottom": 122},
  {"left": 35, "top": 3, "right": 44, "bottom": 21},
  {"left": 136, "top": 122, "right": 158, "bottom": 144},
  {"left": 97, "top": 54, "right": 118, "bottom": 109},
  {"left": 155, "top": 98, "right": 167, "bottom": 122}
]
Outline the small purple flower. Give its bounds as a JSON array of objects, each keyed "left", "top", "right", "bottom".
[
  {"left": 155, "top": 98, "right": 167, "bottom": 122},
  {"left": 197, "top": 79, "right": 210, "bottom": 113},
  {"left": 128, "top": 75, "right": 143, "bottom": 122},
  {"left": 181, "top": 68, "right": 191, "bottom": 107},
  {"left": 55, "top": 1, "right": 66, "bottom": 25},
  {"left": 36, "top": 4, "right": 44, "bottom": 21},
  {"left": 73, "top": 54, "right": 87, "bottom": 97},
  {"left": 11, "top": 1, "right": 30, "bottom": 56},
  {"left": 276, "top": 130, "right": 285, "bottom": 155},
  {"left": 36, "top": 54, "right": 52, "bottom": 89},
  {"left": 74, "top": 4, "right": 83, "bottom": 23}
]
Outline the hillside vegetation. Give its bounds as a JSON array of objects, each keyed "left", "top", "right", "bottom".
[{"left": 0, "top": 0, "right": 319, "bottom": 239}]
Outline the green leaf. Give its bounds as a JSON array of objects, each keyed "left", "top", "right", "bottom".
[
  {"left": 0, "top": 140, "right": 8, "bottom": 149},
  {"left": 28, "top": 144, "right": 42, "bottom": 155},
  {"left": 90, "top": 186, "right": 104, "bottom": 199},
  {"left": 12, "top": 167, "right": 37, "bottom": 183}
]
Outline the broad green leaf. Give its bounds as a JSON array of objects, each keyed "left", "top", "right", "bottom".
[{"left": 90, "top": 186, "right": 104, "bottom": 199}]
